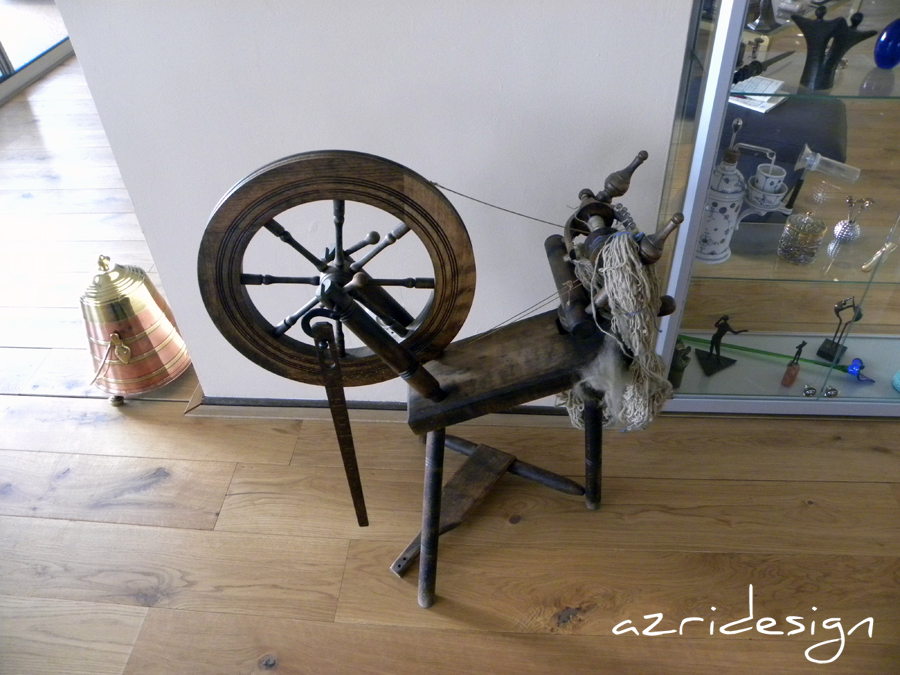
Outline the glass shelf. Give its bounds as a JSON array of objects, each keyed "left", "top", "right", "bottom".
[{"left": 732, "top": 53, "right": 900, "bottom": 100}]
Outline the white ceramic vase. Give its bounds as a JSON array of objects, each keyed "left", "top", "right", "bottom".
[{"left": 696, "top": 149, "right": 746, "bottom": 264}]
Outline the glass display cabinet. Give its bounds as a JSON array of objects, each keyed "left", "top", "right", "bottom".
[{"left": 657, "top": 0, "right": 900, "bottom": 415}]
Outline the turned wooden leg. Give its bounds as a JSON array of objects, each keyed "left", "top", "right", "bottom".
[
  {"left": 584, "top": 399, "right": 602, "bottom": 510},
  {"left": 418, "top": 428, "right": 446, "bottom": 608}
]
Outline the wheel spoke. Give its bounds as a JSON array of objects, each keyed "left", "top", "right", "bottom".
[
  {"left": 333, "top": 200, "right": 346, "bottom": 267},
  {"left": 367, "top": 277, "right": 435, "bottom": 289},
  {"left": 272, "top": 296, "right": 321, "bottom": 337},
  {"left": 263, "top": 219, "right": 328, "bottom": 272},
  {"left": 241, "top": 274, "right": 320, "bottom": 285},
  {"left": 325, "top": 231, "right": 380, "bottom": 263},
  {"left": 350, "top": 222, "right": 410, "bottom": 272}
]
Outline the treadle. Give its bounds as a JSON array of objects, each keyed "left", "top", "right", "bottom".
[
  {"left": 444, "top": 435, "right": 584, "bottom": 496},
  {"left": 391, "top": 442, "right": 515, "bottom": 576}
]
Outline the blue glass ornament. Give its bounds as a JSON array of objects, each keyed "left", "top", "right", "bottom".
[
  {"left": 874, "top": 18, "right": 900, "bottom": 69},
  {"left": 847, "top": 358, "right": 875, "bottom": 382},
  {"left": 893, "top": 370, "right": 900, "bottom": 394}
]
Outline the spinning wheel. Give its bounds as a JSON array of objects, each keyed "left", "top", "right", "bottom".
[
  {"left": 199, "top": 149, "right": 681, "bottom": 608},
  {"left": 198, "top": 150, "right": 476, "bottom": 388}
]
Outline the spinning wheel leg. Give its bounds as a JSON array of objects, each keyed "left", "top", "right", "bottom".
[
  {"left": 418, "top": 428, "right": 446, "bottom": 608},
  {"left": 390, "top": 439, "right": 516, "bottom": 579},
  {"left": 584, "top": 399, "right": 603, "bottom": 510},
  {"left": 311, "top": 321, "right": 368, "bottom": 527}
]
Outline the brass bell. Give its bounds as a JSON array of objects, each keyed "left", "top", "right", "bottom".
[{"left": 80, "top": 255, "right": 191, "bottom": 405}]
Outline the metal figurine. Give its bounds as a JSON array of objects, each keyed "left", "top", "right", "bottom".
[
  {"left": 696, "top": 316, "right": 748, "bottom": 376},
  {"left": 816, "top": 297, "right": 863, "bottom": 363},
  {"left": 709, "top": 316, "right": 748, "bottom": 360},
  {"left": 781, "top": 340, "right": 807, "bottom": 387},
  {"left": 792, "top": 7, "right": 878, "bottom": 90},
  {"left": 668, "top": 341, "right": 692, "bottom": 390}
]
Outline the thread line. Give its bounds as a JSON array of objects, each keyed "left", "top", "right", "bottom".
[{"left": 431, "top": 181, "right": 565, "bottom": 229}]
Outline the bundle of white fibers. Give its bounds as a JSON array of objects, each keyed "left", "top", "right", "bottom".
[{"left": 567, "top": 232, "right": 672, "bottom": 430}]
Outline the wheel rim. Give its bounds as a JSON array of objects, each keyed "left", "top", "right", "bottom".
[{"left": 198, "top": 150, "right": 475, "bottom": 387}]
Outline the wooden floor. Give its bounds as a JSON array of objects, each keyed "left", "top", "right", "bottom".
[{"left": 1, "top": 57, "right": 899, "bottom": 675}]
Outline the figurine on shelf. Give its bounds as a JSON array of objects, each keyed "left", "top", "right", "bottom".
[
  {"left": 792, "top": 7, "right": 878, "bottom": 90},
  {"left": 817, "top": 297, "right": 863, "bottom": 363},
  {"left": 668, "top": 341, "right": 692, "bottom": 390},
  {"left": 696, "top": 316, "right": 748, "bottom": 376},
  {"left": 781, "top": 340, "right": 807, "bottom": 387}
]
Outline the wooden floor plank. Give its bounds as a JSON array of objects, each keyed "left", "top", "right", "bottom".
[
  {"left": 122, "top": 606, "right": 899, "bottom": 675},
  {"left": 0, "top": 449, "right": 234, "bottom": 528},
  {"left": 0, "top": 96, "right": 100, "bottom": 118},
  {"left": 0, "top": 595, "right": 147, "bottom": 675},
  {"left": 0, "top": 213, "right": 143, "bottom": 243},
  {"left": 0, "top": 188, "right": 133, "bottom": 215},
  {"left": 0, "top": 347, "right": 49, "bottom": 394},
  {"left": 0, "top": 307, "right": 85, "bottom": 348},
  {"left": 0, "top": 144, "right": 118, "bottom": 165},
  {"left": 0, "top": 126, "right": 113, "bottom": 150},
  {"left": 16, "top": 74, "right": 93, "bottom": 101},
  {"left": 217, "top": 464, "right": 900, "bottom": 556},
  {"left": 0, "top": 164, "right": 125, "bottom": 190},
  {"left": 0, "top": 396, "right": 300, "bottom": 464},
  {"left": 0, "top": 239, "right": 151, "bottom": 272},
  {"left": 291, "top": 417, "right": 900, "bottom": 483},
  {"left": 603, "top": 416, "right": 900, "bottom": 483},
  {"left": 0, "top": 271, "right": 97, "bottom": 308},
  {"left": 291, "top": 419, "right": 429, "bottom": 471},
  {"left": 0, "top": 516, "right": 347, "bottom": 621},
  {"left": 216, "top": 464, "right": 448, "bottom": 540},
  {"left": 337, "top": 540, "right": 900, "bottom": 641},
  {"left": 3, "top": 347, "right": 198, "bottom": 402}
]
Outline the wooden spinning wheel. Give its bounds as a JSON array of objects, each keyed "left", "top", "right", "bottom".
[
  {"left": 199, "top": 148, "right": 682, "bottom": 607},
  {"left": 198, "top": 150, "right": 476, "bottom": 388}
]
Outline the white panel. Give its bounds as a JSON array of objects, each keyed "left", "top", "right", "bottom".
[{"left": 56, "top": 0, "right": 694, "bottom": 402}]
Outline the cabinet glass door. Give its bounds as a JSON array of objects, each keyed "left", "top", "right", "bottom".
[{"left": 659, "top": 0, "right": 900, "bottom": 414}]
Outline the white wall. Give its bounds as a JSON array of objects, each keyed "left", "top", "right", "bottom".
[{"left": 57, "top": 0, "right": 694, "bottom": 403}]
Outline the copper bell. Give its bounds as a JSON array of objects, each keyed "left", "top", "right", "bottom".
[{"left": 80, "top": 255, "right": 191, "bottom": 405}]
